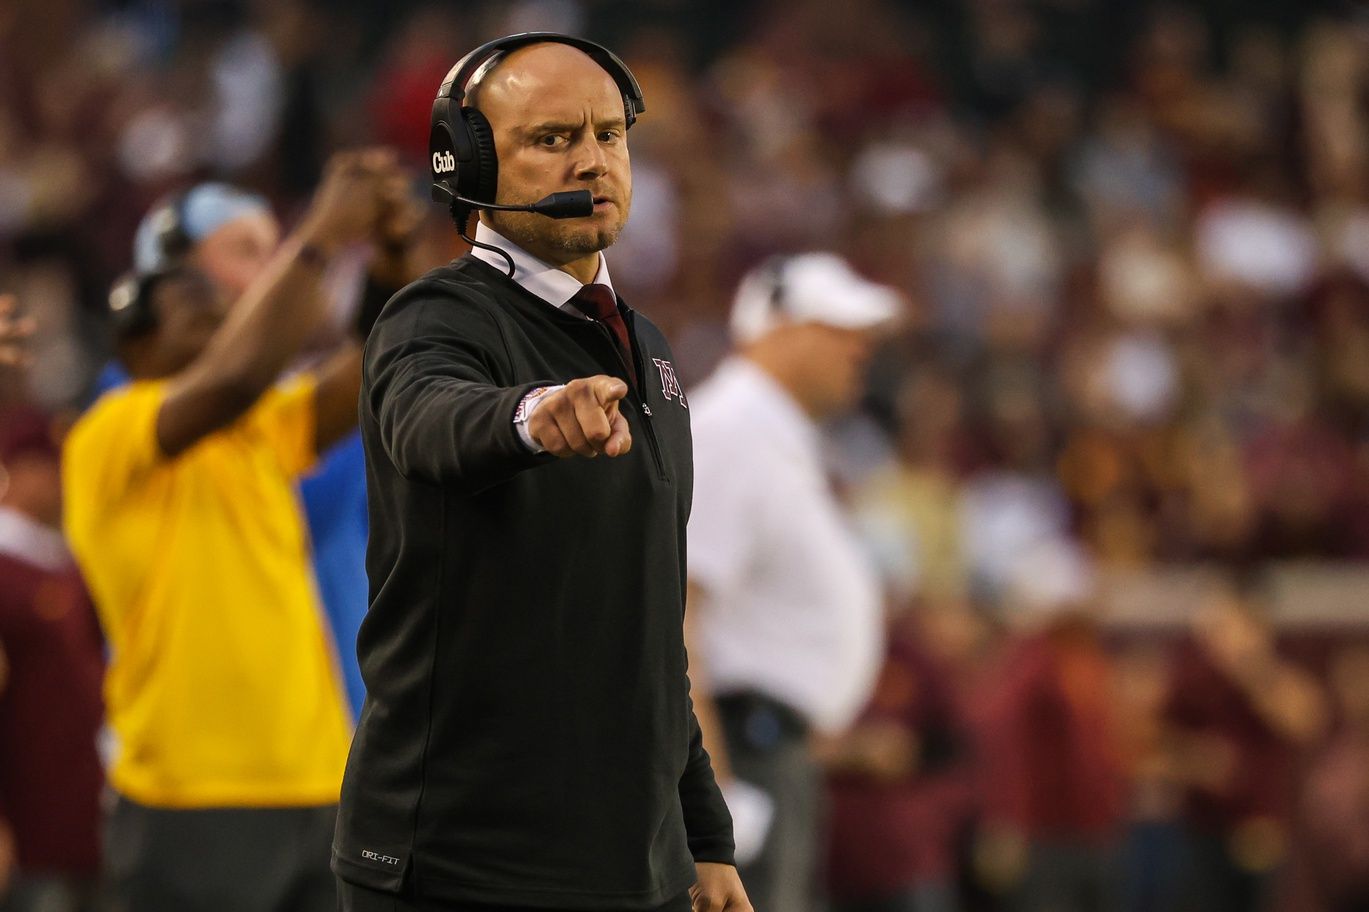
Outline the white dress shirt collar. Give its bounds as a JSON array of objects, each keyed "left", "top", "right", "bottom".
[
  {"left": 0, "top": 505, "right": 70, "bottom": 572},
  {"left": 470, "top": 221, "right": 614, "bottom": 315}
]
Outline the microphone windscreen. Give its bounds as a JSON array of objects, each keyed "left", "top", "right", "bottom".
[{"left": 532, "top": 191, "right": 594, "bottom": 219}]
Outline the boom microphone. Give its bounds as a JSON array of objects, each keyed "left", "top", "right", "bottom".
[
  {"left": 466, "top": 190, "right": 594, "bottom": 219},
  {"left": 446, "top": 188, "right": 598, "bottom": 277},
  {"left": 447, "top": 190, "right": 595, "bottom": 220}
]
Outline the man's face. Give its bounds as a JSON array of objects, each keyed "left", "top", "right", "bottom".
[
  {"left": 193, "top": 210, "right": 281, "bottom": 300},
  {"left": 149, "top": 270, "right": 231, "bottom": 374},
  {"left": 476, "top": 44, "right": 632, "bottom": 265},
  {"left": 145, "top": 210, "right": 277, "bottom": 371},
  {"left": 783, "top": 322, "right": 878, "bottom": 416}
]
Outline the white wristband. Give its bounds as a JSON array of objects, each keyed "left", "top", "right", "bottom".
[{"left": 513, "top": 384, "right": 566, "bottom": 453}]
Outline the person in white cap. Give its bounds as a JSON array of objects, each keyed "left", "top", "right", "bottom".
[{"left": 685, "top": 252, "right": 902, "bottom": 912}]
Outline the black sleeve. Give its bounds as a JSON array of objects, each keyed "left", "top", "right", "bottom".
[
  {"left": 678, "top": 682, "right": 736, "bottom": 865},
  {"left": 364, "top": 281, "right": 554, "bottom": 492},
  {"left": 354, "top": 274, "right": 400, "bottom": 342}
]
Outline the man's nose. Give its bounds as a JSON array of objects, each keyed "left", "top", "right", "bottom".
[{"left": 573, "top": 136, "right": 609, "bottom": 181}]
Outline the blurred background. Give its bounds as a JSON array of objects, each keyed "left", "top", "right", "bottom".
[{"left": 4, "top": 0, "right": 1369, "bottom": 909}]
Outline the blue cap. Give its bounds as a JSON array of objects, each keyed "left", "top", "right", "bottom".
[{"left": 133, "top": 183, "right": 271, "bottom": 273}]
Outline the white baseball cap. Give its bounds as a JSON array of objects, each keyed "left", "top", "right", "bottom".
[{"left": 729, "top": 252, "right": 903, "bottom": 343}]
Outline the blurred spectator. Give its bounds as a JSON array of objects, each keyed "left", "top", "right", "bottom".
[
  {"left": 299, "top": 435, "right": 371, "bottom": 716},
  {"left": 0, "top": 406, "right": 103, "bottom": 912},
  {"left": 960, "top": 384, "right": 1070, "bottom": 598},
  {"left": 855, "top": 366, "right": 971, "bottom": 605},
  {"left": 102, "top": 178, "right": 428, "bottom": 718},
  {"left": 822, "top": 606, "right": 973, "bottom": 912},
  {"left": 686, "top": 254, "right": 900, "bottom": 912},
  {"left": 973, "top": 540, "right": 1126, "bottom": 912},
  {"left": 1163, "top": 578, "right": 1327, "bottom": 912},
  {"left": 60, "top": 153, "right": 399, "bottom": 911},
  {"left": 1194, "top": 188, "right": 1318, "bottom": 302},
  {"left": 1112, "top": 640, "right": 1186, "bottom": 912},
  {"left": 1290, "top": 644, "right": 1369, "bottom": 912}
]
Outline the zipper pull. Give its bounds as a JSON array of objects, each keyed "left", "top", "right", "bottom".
[{"left": 642, "top": 404, "right": 653, "bottom": 416}]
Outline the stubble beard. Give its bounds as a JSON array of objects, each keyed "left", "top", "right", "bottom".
[{"left": 487, "top": 205, "right": 628, "bottom": 266}]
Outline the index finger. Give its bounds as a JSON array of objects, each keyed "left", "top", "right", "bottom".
[
  {"left": 0, "top": 294, "right": 15, "bottom": 316},
  {"left": 591, "top": 375, "right": 629, "bottom": 406}
]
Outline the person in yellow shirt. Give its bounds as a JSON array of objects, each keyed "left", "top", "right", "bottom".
[{"left": 63, "top": 150, "right": 405, "bottom": 912}]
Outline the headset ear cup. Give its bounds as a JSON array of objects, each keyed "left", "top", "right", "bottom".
[
  {"left": 460, "top": 107, "right": 499, "bottom": 207},
  {"left": 108, "top": 273, "right": 159, "bottom": 339},
  {"left": 428, "top": 114, "right": 461, "bottom": 203},
  {"left": 156, "top": 211, "right": 191, "bottom": 264}
]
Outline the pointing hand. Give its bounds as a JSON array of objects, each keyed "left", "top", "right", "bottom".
[{"left": 529, "top": 375, "right": 633, "bottom": 458}]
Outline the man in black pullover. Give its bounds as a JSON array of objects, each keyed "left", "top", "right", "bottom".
[{"left": 333, "top": 37, "right": 750, "bottom": 912}]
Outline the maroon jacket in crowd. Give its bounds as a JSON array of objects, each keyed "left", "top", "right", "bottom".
[
  {"left": 1163, "top": 640, "right": 1298, "bottom": 835},
  {"left": 975, "top": 621, "right": 1126, "bottom": 841},
  {"left": 0, "top": 533, "right": 104, "bottom": 878},
  {"left": 1289, "top": 730, "right": 1369, "bottom": 911},
  {"left": 825, "top": 628, "right": 973, "bottom": 900}
]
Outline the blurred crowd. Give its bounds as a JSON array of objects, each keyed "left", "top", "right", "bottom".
[
  {"left": 6, "top": 0, "right": 1369, "bottom": 565},
  {"left": 4, "top": 0, "right": 1369, "bottom": 910}
]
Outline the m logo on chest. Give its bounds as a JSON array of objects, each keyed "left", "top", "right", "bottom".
[{"left": 652, "top": 358, "right": 687, "bottom": 408}]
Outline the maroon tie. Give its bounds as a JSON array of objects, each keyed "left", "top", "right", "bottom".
[{"left": 569, "top": 284, "right": 638, "bottom": 388}]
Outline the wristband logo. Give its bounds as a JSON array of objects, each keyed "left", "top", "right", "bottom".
[{"left": 432, "top": 150, "right": 456, "bottom": 174}]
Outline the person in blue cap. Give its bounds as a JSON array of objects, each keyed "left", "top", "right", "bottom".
[
  {"left": 94, "top": 179, "right": 422, "bottom": 716},
  {"left": 67, "top": 151, "right": 421, "bottom": 912}
]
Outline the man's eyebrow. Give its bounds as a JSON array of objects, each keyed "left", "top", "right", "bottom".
[
  {"left": 522, "top": 121, "right": 580, "bottom": 136},
  {"left": 521, "top": 116, "right": 628, "bottom": 136}
]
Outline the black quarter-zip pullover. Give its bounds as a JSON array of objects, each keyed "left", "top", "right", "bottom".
[{"left": 332, "top": 256, "right": 735, "bottom": 910}]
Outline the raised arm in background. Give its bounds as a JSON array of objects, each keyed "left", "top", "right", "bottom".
[{"left": 155, "top": 150, "right": 394, "bottom": 457}]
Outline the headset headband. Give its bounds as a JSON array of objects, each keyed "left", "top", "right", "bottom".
[
  {"left": 143, "top": 191, "right": 194, "bottom": 271},
  {"left": 108, "top": 265, "right": 187, "bottom": 339},
  {"left": 436, "top": 32, "right": 645, "bottom": 126},
  {"left": 113, "top": 191, "right": 193, "bottom": 338},
  {"left": 766, "top": 254, "right": 792, "bottom": 314}
]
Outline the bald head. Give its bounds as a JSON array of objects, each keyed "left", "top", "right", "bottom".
[
  {"left": 465, "top": 41, "right": 633, "bottom": 278},
  {"left": 469, "top": 43, "right": 621, "bottom": 115}
]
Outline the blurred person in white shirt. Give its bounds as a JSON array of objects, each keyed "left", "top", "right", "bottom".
[{"left": 685, "top": 253, "right": 901, "bottom": 912}]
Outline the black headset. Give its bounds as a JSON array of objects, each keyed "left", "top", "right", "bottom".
[
  {"left": 144, "top": 192, "right": 195, "bottom": 269},
  {"left": 764, "top": 254, "right": 792, "bottom": 315},
  {"left": 108, "top": 191, "right": 193, "bottom": 338},
  {"left": 428, "top": 32, "right": 646, "bottom": 226},
  {"left": 108, "top": 269, "right": 178, "bottom": 339}
]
